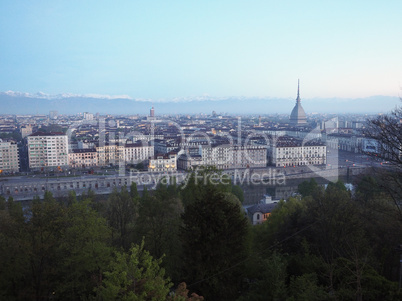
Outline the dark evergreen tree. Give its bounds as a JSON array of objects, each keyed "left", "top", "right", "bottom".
[
  {"left": 180, "top": 185, "right": 250, "bottom": 300},
  {"left": 107, "top": 186, "right": 138, "bottom": 250}
]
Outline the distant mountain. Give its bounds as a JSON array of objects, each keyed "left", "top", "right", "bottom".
[{"left": 0, "top": 91, "right": 399, "bottom": 115}]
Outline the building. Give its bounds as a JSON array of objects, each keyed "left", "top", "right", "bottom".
[
  {"left": 124, "top": 142, "right": 154, "bottom": 164},
  {"left": 270, "top": 136, "right": 326, "bottom": 167},
  {"left": 95, "top": 143, "right": 122, "bottom": 166},
  {"left": 322, "top": 133, "right": 363, "bottom": 153},
  {"left": 20, "top": 125, "right": 33, "bottom": 138},
  {"left": 49, "top": 110, "right": 58, "bottom": 120},
  {"left": 231, "top": 145, "right": 267, "bottom": 168},
  {"left": 147, "top": 106, "right": 157, "bottom": 121},
  {"left": 289, "top": 80, "right": 307, "bottom": 126},
  {"left": 83, "top": 112, "right": 94, "bottom": 121},
  {"left": 0, "top": 140, "right": 20, "bottom": 172},
  {"left": 200, "top": 144, "right": 267, "bottom": 170},
  {"left": 153, "top": 139, "right": 179, "bottom": 154},
  {"left": 177, "top": 153, "right": 203, "bottom": 170},
  {"left": 27, "top": 132, "right": 69, "bottom": 170},
  {"left": 69, "top": 149, "right": 98, "bottom": 168},
  {"left": 244, "top": 195, "right": 279, "bottom": 225},
  {"left": 201, "top": 144, "right": 232, "bottom": 170},
  {"left": 148, "top": 153, "right": 177, "bottom": 172}
]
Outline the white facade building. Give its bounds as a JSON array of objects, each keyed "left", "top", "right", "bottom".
[
  {"left": 0, "top": 140, "right": 20, "bottom": 172},
  {"left": 148, "top": 153, "right": 177, "bottom": 172},
  {"left": 270, "top": 137, "right": 326, "bottom": 167},
  {"left": 201, "top": 145, "right": 232, "bottom": 170},
  {"left": 124, "top": 143, "right": 154, "bottom": 164},
  {"left": 231, "top": 145, "right": 267, "bottom": 168},
  {"left": 69, "top": 149, "right": 98, "bottom": 168},
  {"left": 200, "top": 144, "right": 267, "bottom": 170},
  {"left": 83, "top": 112, "right": 94, "bottom": 121},
  {"left": 28, "top": 132, "right": 69, "bottom": 170}
]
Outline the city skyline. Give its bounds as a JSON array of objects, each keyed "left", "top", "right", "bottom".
[{"left": 1, "top": 0, "right": 402, "bottom": 105}]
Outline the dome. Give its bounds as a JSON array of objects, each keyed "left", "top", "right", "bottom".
[{"left": 289, "top": 80, "right": 307, "bottom": 126}]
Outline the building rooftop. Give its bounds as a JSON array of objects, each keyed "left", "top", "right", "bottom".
[
  {"left": 247, "top": 203, "right": 278, "bottom": 215},
  {"left": 29, "top": 131, "right": 65, "bottom": 136}
]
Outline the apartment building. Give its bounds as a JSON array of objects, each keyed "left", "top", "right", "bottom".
[
  {"left": 96, "top": 142, "right": 154, "bottom": 166},
  {"left": 200, "top": 144, "right": 267, "bottom": 170},
  {"left": 231, "top": 145, "right": 267, "bottom": 168},
  {"left": 201, "top": 144, "right": 232, "bottom": 170},
  {"left": 0, "top": 140, "right": 20, "bottom": 172},
  {"left": 69, "top": 149, "right": 98, "bottom": 168},
  {"left": 95, "top": 143, "right": 122, "bottom": 166},
  {"left": 270, "top": 136, "right": 326, "bottom": 167},
  {"left": 148, "top": 153, "right": 177, "bottom": 172},
  {"left": 124, "top": 143, "right": 154, "bottom": 164},
  {"left": 28, "top": 132, "right": 69, "bottom": 170},
  {"left": 177, "top": 153, "right": 203, "bottom": 170}
]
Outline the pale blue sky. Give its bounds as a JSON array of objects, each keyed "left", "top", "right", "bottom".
[{"left": 1, "top": 0, "right": 401, "bottom": 100}]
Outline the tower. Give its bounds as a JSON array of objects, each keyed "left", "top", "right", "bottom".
[
  {"left": 150, "top": 106, "right": 155, "bottom": 117},
  {"left": 289, "top": 79, "right": 307, "bottom": 126}
]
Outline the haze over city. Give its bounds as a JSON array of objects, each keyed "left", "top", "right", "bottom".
[
  {"left": 1, "top": 0, "right": 401, "bottom": 114},
  {"left": 2, "top": 2, "right": 402, "bottom": 300}
]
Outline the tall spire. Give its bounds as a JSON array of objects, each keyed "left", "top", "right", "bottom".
[{"left": 296, "top": 79, "right": 301, "bottom": 103}]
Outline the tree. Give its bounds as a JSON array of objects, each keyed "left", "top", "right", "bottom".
[
  {"left": 298, "top": 178, "right": 319, "bottom": 197},
  {"left": 135, "top": 183, "right": 183, "bottom": 282},
  {"left": 0, "top": 197, "right": 29, "bottom": 299},
  {"left": 167, "top": 282, "right": 204, "bottom": 301},
  {"left": 237, "top": 251, "right": 288, "bottom": 301},
  {"left": 180, "top": 166, "right": 232, "bottom": 207},
  {"left": 55, "top": 199, "right": 112, "bottom": 300},
  {"left": 130, "top": 182, "right": 139, "bottom": 200},
  {"left": 107, "top": 186, "right": 138, "bottom": 250},
  {"left": 287, "top": 273, "right": 329, "bottom": 301},
  {"left": 180, "top": 185, "right": 250, "bottom": 300},
  {"left": 364, "top": 104, "right": 402, "bottom": 220},
  {"left": 25, "top": 192, "right": 67, "bottom": 300},
  {"left": 231, "top": 184, "right": 244, "bottom": 203},
  {"left": 95, "top": 240, "right": 172, "bottom": 300},
  {"left": 365, "top": 105, "right": 402, "bottom": 168}
]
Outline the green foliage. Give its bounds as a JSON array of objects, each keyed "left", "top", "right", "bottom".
[
  {"left": 167, "top": 282, "right": 204, "bottom": 301},
  {"left": 251, "top": 179, "right": 402, "bottom": 299},
  {"left": 238, "top": 251, "right": 288, "bottom": 301},
  {"left": 130, "top": 181, "right": 139, "bottom": 200},
  {"left": 0, "top": 201, "right": 29, "bottom": 299},
  {"left": 107, "top": 186, "right": 138, "bottom": 250},
  {"left": 326, "top": 179, "right": 347, "bottom": 193},
  {"left": 297, "top": 178, "right": 319, "bottom": 197},
  {"left": 355, "top": 175, "right": 381, "bottom": 200},
  {"left": 96, "top": 240, "right": 172, "bottom": 300},
  {"left": 0, "top": 195, "right": 6, "bottom": 210},
  {"left": 56, "top": 200, "right": 112, "bottom": 300},
  {"left": 180, "top": 167, "right": 232, "bottom": 206},
  {"left": 231, "top": 184, "right": 245, "bottom": 203},
  {"left": 181, "top": 184, "right": 250, "bottom": 300},
  {"left": 135, "top": 182, "right": 183, "bottom": 282},
  {"left": 67, "top": 190, "right": 77, "bottom": 205},
  {"left": 287, "top": 273, "right": 329, "bottom": 301},
  {"left": 6, "top": 196, "right": 24, "bottom": 223},
  {"left": 25, "top": 192, "right": 67, "bottom": 299},
  {"left": 333, "top": 257, "right": 401, "bottom": 301},
  {"left": 1, "top": 172, "right": 402, "bottom": 300}
]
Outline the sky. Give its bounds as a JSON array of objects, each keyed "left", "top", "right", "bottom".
[{"left": 1, "top": 0, "right": 402, "bottom": 102}]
